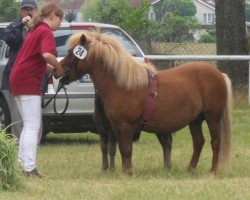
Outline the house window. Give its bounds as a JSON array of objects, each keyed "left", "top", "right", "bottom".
[{"left": 203, "top": 13, "right": 215, "bottom": 25}]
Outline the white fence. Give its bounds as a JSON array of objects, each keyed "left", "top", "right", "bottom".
[{"left": 145, "top": 55, "right": 250, "bottom": 104}]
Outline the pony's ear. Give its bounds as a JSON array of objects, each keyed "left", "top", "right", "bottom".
[{"left": 80, "top": 34, "right": 87, "bottom": 46}]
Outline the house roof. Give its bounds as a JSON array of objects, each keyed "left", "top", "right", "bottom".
[
  {"left": 196, "top": 0, "right": 215, "bottom": 10},
  {"left": 126, "top": 0, "right": 161, "bottom": 7},
  {"left": 131, "top": 0, "right": 215, "bottom": 8}
]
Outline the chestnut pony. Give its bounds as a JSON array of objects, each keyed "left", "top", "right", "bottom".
[
  {"left": 60, "top": 31, "right": 232, "bottom": 175},
  {"left": 93, "top": 93, "right": 173, "bottom": 171}
]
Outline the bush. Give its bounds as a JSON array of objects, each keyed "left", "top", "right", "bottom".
[
  {"left": 198, "top": 30, "right": 216, "bottom": 43},
  {"left": 0, "top": 129, "right": 23, "bottom": 190}
]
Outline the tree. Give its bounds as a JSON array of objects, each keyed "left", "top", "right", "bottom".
[
  {"left": 199, "top": 30, "right": 216, "bottom": 43},
  {"left": 83, "top": 0, "right": 132, "bottom": 24},
  {"left": 82, "top": 0, "right": 200, "bottom": 51},
  {"left": 162, "top": 0, "right": 196, "bottom": 16},
  {"left": 216, "top": 0, "right": 249, "bottom": 88},
  {"left": 0, "top": 0, "right": 19, "bottom": 22},
  {"left": 157, "top": 13, "right": 200, "bottom": 42},
  {"left": 154, "top": 0, "right": 200, "bottom": 42},
  {"left": 153, "top": 0, "right": 196, "bottom": 21},
  {"left": 83, "top": 0, "right": 152, "bottom": 43}
]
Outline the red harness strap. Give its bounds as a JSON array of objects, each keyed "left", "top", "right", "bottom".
[{"left": 138, "top": 70, "right": 158, "bottom": 129}]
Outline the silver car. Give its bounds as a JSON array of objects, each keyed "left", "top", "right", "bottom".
[{"left": 0, "top": 21, "right": 148, "bottom": 138}]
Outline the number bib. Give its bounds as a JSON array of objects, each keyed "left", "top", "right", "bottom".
[{"left": 73, "top": 45, "right": 87, "bottom": 59}]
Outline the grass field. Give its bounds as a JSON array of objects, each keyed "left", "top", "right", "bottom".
[{"left": 0, "top": 98, "right": 249, "bottom": 200}]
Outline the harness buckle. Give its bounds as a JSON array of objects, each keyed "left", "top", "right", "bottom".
[{"left": 150, "top": 91, "right": 157, "bottom": 97}]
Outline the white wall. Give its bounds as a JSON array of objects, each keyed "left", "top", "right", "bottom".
[{"left": 193, "top": 0, "right": 215, "bottom": 25}]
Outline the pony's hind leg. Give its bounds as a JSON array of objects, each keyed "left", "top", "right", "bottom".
[
  {"left": 188, "top": 119, "right": 205, "bottom": 172},
  {"left": 206, "top": 120, "right": 221, "bottom": 172},
  {"left": 155, "top": 133, "right": 173, "bottom": 169}
]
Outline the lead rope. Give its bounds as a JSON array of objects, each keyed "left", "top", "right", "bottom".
[{"left": 41, "top": 81, "right": 69, "bottom": 117}]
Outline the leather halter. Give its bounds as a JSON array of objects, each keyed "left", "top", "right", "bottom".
[
  {"left": 137, "top": 70, "right": 158, "bottom": 130},
  {"left": 60, "top": 49, "right": 79, "bottom": 85}
]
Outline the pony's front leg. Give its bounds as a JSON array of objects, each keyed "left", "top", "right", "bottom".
[
  {"left": 100, "top": 134, "right": 109, "bottom": 171},
  {"left": 108, "top": 130, "right": 117, "bottom": 171},
  {"left": 116, "top": 126, "right": 134, "bottom": 176}
]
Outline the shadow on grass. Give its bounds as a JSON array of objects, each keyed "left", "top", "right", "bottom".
[{"left": 42, "top": 133, "right": 100, "bottom": 145}]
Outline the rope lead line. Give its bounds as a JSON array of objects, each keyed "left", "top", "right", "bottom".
[{"left": 41, "top": 82, "right": 69, "bottom": 117}]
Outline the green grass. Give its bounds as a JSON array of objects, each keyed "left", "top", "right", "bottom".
[
  {"left": 0, "top": 101, "right": 249, "bottom": 199},
  {"left": 0, "top": 130, "right": 23, "bottom": 191}
]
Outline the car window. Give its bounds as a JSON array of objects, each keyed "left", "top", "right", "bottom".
[
  {"left": 101, "top": 28, "right": 142, "bottom": 57},
  {"left": 0, "top": 40, "right": 5, "bottom": 60},
  {"left": 0, "top": 28, "right": 4, "bottom": 40},
  {"left": 54, "top": 27, "right": 143, "bottom": 58}
]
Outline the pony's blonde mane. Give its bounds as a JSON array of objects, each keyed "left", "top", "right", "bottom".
[{"left": 67, "top": 31, "right": 156, "bottom": 90}]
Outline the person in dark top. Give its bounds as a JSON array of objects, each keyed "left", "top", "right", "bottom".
[
  {"left": 1, "top": 0, "right": 38, "bottom": 141},
  {"left": 2, "top": 0, "right": 37, "bottom": 90}
]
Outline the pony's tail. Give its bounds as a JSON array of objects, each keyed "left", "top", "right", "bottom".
[{"left": 218, "top": 73, "right": 232, "bottom": 171}]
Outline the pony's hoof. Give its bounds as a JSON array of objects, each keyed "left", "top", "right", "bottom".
[
  {"left": 127, "top": 171, "right": 133, "bottom": 176},
  {"left": 109, "top": 166, "right": 115, "bottom": 171},
  {"left": 123, "top": 169, "right": 133, "bottom": 176},
  {"left": 164, "top": 164, "right": 172, "bottom": 170},
  {"left": 101, "top": 166, "right": 108, "bottom": 171},
  {"left": 210, "top": 169, "right": 217, "bottom": 175},
  {"left": 187, "top": 166, "right": 196, "bottom": 173}
]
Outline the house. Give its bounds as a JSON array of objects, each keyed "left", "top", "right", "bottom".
[
  {"left": 146, "top": 0, "right": 215, "bottom": 25},
  {"left": 193, "top": 0, "right": 215, "bottom": 25}
]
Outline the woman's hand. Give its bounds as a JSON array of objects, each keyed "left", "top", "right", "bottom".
[
  {"left": 43, "top": 53, "right": 65, "bottom": 78},
  {"left": 54, "top": 66, "right": 65, "bottom": 79}
]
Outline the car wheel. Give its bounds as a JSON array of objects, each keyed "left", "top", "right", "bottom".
[{"left": 0, "top": 97, "right": 11, "bottom": 133}]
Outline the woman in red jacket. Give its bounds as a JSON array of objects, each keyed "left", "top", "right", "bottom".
[{"left": 9, "top": 3, "right": 65, "bottom": 177}]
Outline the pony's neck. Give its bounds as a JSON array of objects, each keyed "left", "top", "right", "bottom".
[{"left": 89, "top": 66, "right": 118, "bottom": 97}]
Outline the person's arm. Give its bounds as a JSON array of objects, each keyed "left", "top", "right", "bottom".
[
  {"left": 4, "top": 20, "right": 25, "bottom": 47},
  {"left": 4, "top": 16, "right": 32, "bottom": 47},
  {"left": 42, "top": 52, "right": 65, "bottom": 78},
  {"left": 46, "top": 64, "right": 54, "bottom": 73}
]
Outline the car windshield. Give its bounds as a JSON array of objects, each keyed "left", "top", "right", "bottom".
[{"left": 54, "top": 27, "right": 143, "bottom": 57}]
